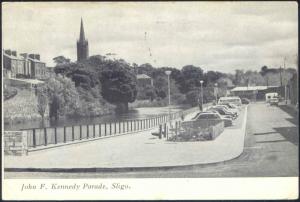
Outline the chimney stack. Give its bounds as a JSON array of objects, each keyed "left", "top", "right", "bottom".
[
  {"left": 29, "top": 54, "right": 35, "bottom": 59},
  {"left": 4, "top": 49, "right": 11, "bottom": 55},
  {"left": 20, "top": 53, "right": 28, "bottom": 59},
  {"left": 11, "top": 51, "right": 17, "bottom": 57},
  {"left": 35, "top": 54, "right": 40, "bottom": 60}
]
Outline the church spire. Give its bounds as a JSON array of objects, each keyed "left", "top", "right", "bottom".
[
  {"left": 79, "top": 18, "right": 85, "bottom": 42},
  {"left": 77, "top": 18, "right": 89, "bottom": 62}
]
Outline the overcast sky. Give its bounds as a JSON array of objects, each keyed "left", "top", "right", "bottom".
[{"left": 2, "top": 2, "right": 298, "bottom": 73}]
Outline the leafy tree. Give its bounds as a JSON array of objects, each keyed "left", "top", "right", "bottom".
[
  {"left": 260, "top": 66, "right": 269, "bottom": 76},
  {"left": 36, "top": 85, "right": 48, "bottom": 120},
  {"left": 46, "top": 75, "right": 80, "bottom": 119},
  {"left": 53, "top": 56, "right": 71, "bottom": 66},
  {"left": 185, "top": 90, "right": 199, "bottom": 106},
  {"left": 145, "top": 85, "right": 156, "bottom": 101},
  {"left": 100, "top": 60, "right": 137, "bottom": 112},
  {"left": 180, "top": 65, "right": 204, "bottom": 92}
]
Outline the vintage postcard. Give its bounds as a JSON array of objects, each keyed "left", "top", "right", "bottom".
[{"left": 2, "top": 1, "right": 298, "bottom": 200}]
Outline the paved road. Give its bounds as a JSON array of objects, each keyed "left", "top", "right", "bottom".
[{"left": 5, "top": 102, "right": 298, "bottom": 178}]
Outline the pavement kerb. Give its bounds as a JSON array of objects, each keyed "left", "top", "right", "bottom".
[
  {"left": 5, "top": 105, "right": 249, "bottom": 172},
  {"left": 27, "top": 126, "right": 159, "bottom": 153}
]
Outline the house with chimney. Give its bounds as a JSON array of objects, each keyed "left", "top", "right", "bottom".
[{"left": 3, "top": 49, "right": 46, "bottom": 80}]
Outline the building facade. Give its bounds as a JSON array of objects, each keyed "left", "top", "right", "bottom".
[
  {"left": 3, "top": 49, "right": 46, "bottom": 79},
  {"left": 230, "top": 86, "right": 283, "bottom": 101},
  {"left": 77, "top": 18, "right": 89, "bottom": 62},
  {"left": 136, "top": 74, "right": 153, "bottom": 87}
]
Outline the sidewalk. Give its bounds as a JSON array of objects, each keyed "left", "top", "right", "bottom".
[{"left": 4, "top": 106, "right": 248, "bottom": 170}]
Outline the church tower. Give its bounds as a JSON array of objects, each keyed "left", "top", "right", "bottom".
[{"left": 77, "top": 18, "right": 89, "bottom": 62}]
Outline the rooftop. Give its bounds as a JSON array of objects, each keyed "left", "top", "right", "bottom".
[
  {"left": 3, "top": 52, "right": 24, "bottom": 60},
  {"left": 137, "top": 74, "right": 151, "bottom": 79},
  {"left": 231, "top": 86, "right": 279, "bottom": 92},
  {"left": 9, "top": 78, "right": 44, "bottom": 85}
]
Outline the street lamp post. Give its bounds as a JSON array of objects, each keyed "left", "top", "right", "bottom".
[
  {"left": 165, "top": 70, "right": 172, "bottom": 121},
  {"left": 214, "top": 83, "right": 218, "bottom": 104},
  {"left": 200, "top": 80, "right": 204, "bottom": 111}
]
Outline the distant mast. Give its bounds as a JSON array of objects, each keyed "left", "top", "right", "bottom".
[{"left": 77, "top": 18, "right": 89, "bottom": 62}]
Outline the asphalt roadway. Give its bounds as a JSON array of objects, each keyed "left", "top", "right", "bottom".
[{"left": 5, "top": 102, "right": 298, "bottom": 178}]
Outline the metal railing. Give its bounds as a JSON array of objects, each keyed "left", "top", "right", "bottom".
[{"left": 22, "top": 107, "right": 199, "bottom": 148}]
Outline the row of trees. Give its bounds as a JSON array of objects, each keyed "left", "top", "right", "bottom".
[{"left": 38, "top": 55, "right": 297, "bottom": 120}]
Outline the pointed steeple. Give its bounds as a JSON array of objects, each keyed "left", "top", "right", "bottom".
[
  {"left": 79, "top": 18, "right": 85, "bottom": 42},
  {"left": 77, "top": 18, "right": 89, "bottom": 62}
]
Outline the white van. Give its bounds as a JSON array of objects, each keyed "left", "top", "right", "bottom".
[
  {"left": 265, "top": 92, "right": 278, "bottom": 103},
  {"left": 218, "top": 96, "right": 242, "bottom": 106}
]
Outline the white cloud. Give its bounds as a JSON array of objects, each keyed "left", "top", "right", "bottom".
[{"left": 2, "top": 2, "right": 298, "bottom": 72}]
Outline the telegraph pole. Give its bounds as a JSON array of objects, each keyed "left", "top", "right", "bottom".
[{"left": 284, "top": 57, "right": 287, "bottom": 104}]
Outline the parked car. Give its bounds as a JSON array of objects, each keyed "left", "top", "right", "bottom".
[
  {"left": 270, "top": 97, "right": 279, "bottom": 106},
  {"left": 192, "top": 111, "right": 233, "bottom": 127},
  {"left": 241, "top": 98, "right": 250, "bottom": 104},
  {"left": 211, "top": 105, "right": 238, "bottom": 118},
  {"left": 218, "top": 96, "right": 242, "bottom": 106},
  {"left": 207, "top": 107, "right": 237, "bottom": 119},
  {"left": 225, "top": 103, "right": 241, "bottom": 111},
  {"left": 216, "top": 104, "right": 239, "bottom": 115},
  {"left": 265, "top": 92, "right": 278, "bottom": 103}
]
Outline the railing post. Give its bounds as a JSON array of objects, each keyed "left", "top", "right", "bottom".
[
  {"left": 54, "top": 128, "right": 57, "bottom": 144},
  {"left": 134, "top": 120, "right": 136, "bottom": 131},
  {"left": 114, "top": 122, "right": 117, "bottom": 134},
  {"left": 87, "top": 125, "right": 89, "bottom": 139},
  {"left": 164, "top": 123, "right": 167, "bottom": 138},
  {"left": 79, "top": 125, "right": 82, "bottom": 140},
  {"left": 126, "top": 121, "right": 129, "bottom": 132},
  {"left": 63, "top": 126, "right": 66, "bottom": 143},
  {"left": 44, "top": 128, "right": 47, "bottom": 146},
  {"left": 110, "top": 123, "right": 112, "bottom": 135},
  {"left": 105, "top": 123, "right": 107, "bottom": 136},
  {"left": 119, "top": 121, "right": 121, "bottom": 134},
  {"left": 123, "top": 121, "right": 125, "bottom": 133},
  {"left": 99, "top": 124, "right": 101, "bottom": 137},
  {"left": 131, "top": 120, "right": 133, "bottom": 131},
  {"left": 159, "top": 125, "right": 162, "bottom": 139},
  {"left": 72, "top": 126, "right": 74, "bottom": 141},
  {"left": 32, "top": 129, "right": 36, "bottom": 148},
  {"left": 93, "top": 124, "right": 95, "bottom": 138}
]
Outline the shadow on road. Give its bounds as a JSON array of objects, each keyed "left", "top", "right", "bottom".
[
  {"left": 273, "top": 126, "right": 298, "bottom": 146},
  {"left": 273, "top": 105, "right": 299, "bottom": 146},
  {"left": 278, "top": 105, "right": 298, "bottom": 123},
  {"left": 254, "top": 131, "right": 276, "bottom": 136}
]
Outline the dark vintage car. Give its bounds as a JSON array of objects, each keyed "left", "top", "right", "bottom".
[
  {"left": 241, "top": 98, "right": 250, "bottom": 104},
  {"left": 192, "top": 111, "right": 233, "bottom": 127},
  {"left": 209, "top": 106, "right": 237, "bottom": 119}
]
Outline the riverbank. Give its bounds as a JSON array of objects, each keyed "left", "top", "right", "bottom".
[{"left": 129, "top": 99, "right": 168, "bottom": 108}]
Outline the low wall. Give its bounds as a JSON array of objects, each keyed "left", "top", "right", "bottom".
[
  {"left": 210, "top": 121, "right": 224, "bottom": 139},
  {"left": 4, "top": 131, "right": 28, "bottom": 156},
  {"left": 175, "top": 119, "right": 224, "bottom": 141}
]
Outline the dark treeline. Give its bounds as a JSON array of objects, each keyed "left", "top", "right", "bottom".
[{"left": 39, "top": 55, "right": 297, "bottom": 120}]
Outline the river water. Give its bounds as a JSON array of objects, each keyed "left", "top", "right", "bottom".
[{"left": 4, "top": 105, "right": 188, "bottom": 130}]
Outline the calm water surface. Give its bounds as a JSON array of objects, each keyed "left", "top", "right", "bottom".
[{"left": 5, "top": 105, "right": 188, "bottom": 130}]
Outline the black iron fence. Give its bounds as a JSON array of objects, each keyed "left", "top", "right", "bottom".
[{"left": 22, "top": 107, "right": 198, "bottom": 148}]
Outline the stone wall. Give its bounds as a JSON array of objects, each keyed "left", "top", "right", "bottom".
[{"left": 4, "top": 131, "right": 28, "bottom": 156}]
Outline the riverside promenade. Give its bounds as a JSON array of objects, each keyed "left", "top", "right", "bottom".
[{"left": 5, "top": 106, "right": 248, "bottom": 170}]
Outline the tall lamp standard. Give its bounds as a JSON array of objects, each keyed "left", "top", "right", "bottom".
[
  {"left": 214, "top": 83, "right": 218, "bottom": 104},
  {"left": 165, "top": 70, "right": 172, "bottom": 121},
  {"left": 200, "top": 80, "right": 204, "bottom": 111}
]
